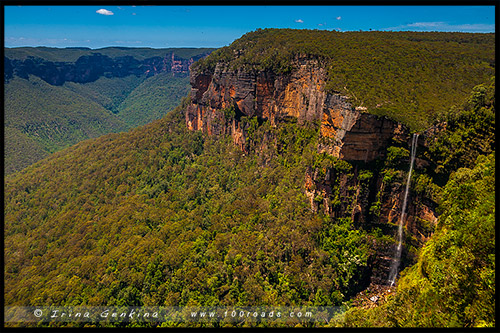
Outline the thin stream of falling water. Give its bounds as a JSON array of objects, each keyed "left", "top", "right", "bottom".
[{"left": 388, "top": 133, "right": 419, "bottom": 287}]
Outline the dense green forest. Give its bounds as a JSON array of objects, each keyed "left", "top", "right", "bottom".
[
  {"left": 63, "top": 72, "right": 191, "bottom": 127},
  {"left": 194, "top": 28, "right": 494, "bottom": 130},
  {"left": 115, "top": 72, "right": 190, "bottom": 127},
  {"left": 4, "top": 47, "right": 205, "bottom": 175},
  {"left": 4, "top": 75, "right": 129, "bottom": 175},
  {"left": 340, "top": 79, "right": 496, "bottom": 327},
  {"left": 4, "top": 78, "right": 495, "bottom": 327},
  {"left": 5, "top": 98, "right": 374, "bottom": 311},
  {"left": 4, "top": 30, "right": 495, "bottom": 328}
]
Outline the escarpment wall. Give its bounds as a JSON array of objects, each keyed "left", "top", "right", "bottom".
[
  {"left": 187, "top": 57, "right": 404, "bottom": 162},
  {"left": 187, "top": 57, "right": 411, "bottom": 163},
  {"left": 186, "top": 57, "right": 438, "bottom": 285},
  {"left": 4, "top": 51, "right": 211, "bottom": 85}
]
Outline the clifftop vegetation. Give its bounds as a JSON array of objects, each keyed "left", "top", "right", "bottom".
[
  {"left": 193, "top": 28, "right": 494, "bottom": 130},
  {"left": 4, "top": 29, "right": 495, "bottom": 328}
]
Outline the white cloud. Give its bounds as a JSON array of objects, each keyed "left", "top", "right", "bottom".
[
  {"left": 112, "top": 40, "right": 143, "bottom": 45},
  {"left": 385, "top": 21, "right": 495, "bottom": 32},
  {"left": 5, "top": 36, "right": 83, "bottom": 46},
  {"left": 336, "top": 16, "right": 342, "bottom": 20},
  {"left": 295, "top": 19, "right": 304, "bottom": 23},
  {"left": 407, "top": 21, "right": 444, "bottom": 28},
  {"left": 96, "top": 9, "right": 114, "bottom": 16}
]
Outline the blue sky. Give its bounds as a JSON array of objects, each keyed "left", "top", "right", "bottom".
[{"left": 4, "top": 5, "right": 495, "bottom": 49}]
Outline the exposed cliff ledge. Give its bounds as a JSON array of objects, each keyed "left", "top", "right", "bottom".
[
  {"left": 187, "top": 57, "right": 438, "bottom": 284},
  {"left": 4, "top": 51, "right": 210, "bottom": 86},
  {"left": 187, "top": 57, "right": 406, "bottom": 162},
  {"left": 186, "top": 55, "right": 436, "bottom": 227}
]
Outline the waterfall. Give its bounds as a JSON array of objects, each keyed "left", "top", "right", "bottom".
[{"left": 388, "top": 133, "right": 419, "bottom": 287}]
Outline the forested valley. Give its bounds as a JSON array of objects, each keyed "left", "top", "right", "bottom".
[
  {"left": 4, "top": 47, "right": 214, "bottom": 175},
  {"left": 4, "top": 29, "right": 495, "bottom": 328}
]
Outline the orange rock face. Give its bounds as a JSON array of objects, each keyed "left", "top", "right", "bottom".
[
  {"left": 186, "top": 56, "right": 438, "bottom": 285},
  {"left": 186, "top": 57, "right": 404, "bottom": 162}
]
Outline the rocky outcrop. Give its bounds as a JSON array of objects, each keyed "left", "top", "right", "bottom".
[
  {"left": 4, "top": 51, "right": 211, "bottom": 85},
  {"left": 186, "top": 55, "right": 439, "bottom": 285},
  {"left": 4, "top": 56, "right": 13, "bottom": 81},
  {"left": 187, "top": 57, "right": 406, "bottom": 162},
  {"left": 188, "top": 57, "right": 328, "bottom": 128},
  {"left": 171, "top": 53, "right": 196, "bottom": 74},
  {"left": 319, "top": 111, "right": 408, "bottom": 161},
  {"left": 305, "top": 133, "right": 439, "bottom": 284}
]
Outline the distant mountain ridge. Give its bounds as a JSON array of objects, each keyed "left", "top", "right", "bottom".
[
  {"left": 4, "top": 46, "right": 215, "bottom": 175},
  {"left": 5, "top": 46, "right": 216, "bottom": 62},
  {"left": 4, "top": 47, "right": 215, "bottom": 85}
]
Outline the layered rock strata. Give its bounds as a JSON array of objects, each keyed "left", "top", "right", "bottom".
[
  {"left": 4, "top": 51, "right": 211, "bottom": 85},
  {"left": 186, "top": 56, "right": 438, "bottom": 284},
  {"left": 187, "top": 57, "right": 405, "bottom": 162}
]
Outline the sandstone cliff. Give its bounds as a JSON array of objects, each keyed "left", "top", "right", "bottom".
[
  {"left": 186, "top": 56, "right": 438, "bottom": 284},
  {"left": 187, "top": 57, "right": 410, "bottom": 161},
  {"left": 4, "top": 51, "right": 211, "bottom": 86}
]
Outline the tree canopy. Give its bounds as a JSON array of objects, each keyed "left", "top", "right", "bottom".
[{"left": 194, "top": 28, "right": 494, "bottom": 130}]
